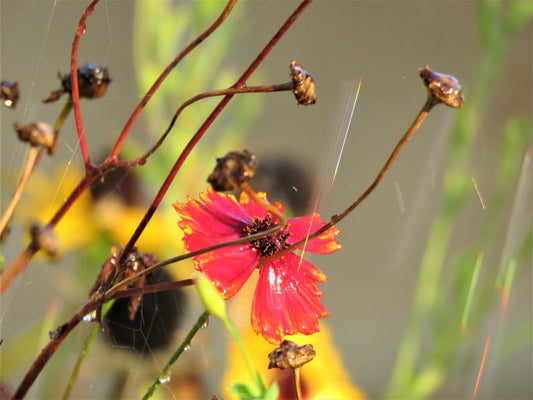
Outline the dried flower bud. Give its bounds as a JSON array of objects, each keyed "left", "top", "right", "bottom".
[
  {"left": 419, "top": 66, "right": 465, "bottom": 108},
  {"left": 1, "top": 80, "right": 20, "bottom": 109},
  {"left": 29, "top": 222, "right": 59, "bottom": 257},
  {"left": 268, "top": 340, "right": 316, "bottom": 370},
  {"left": 208, "top": 150, "right": 257, "bottom": 192},
  {"left": 13, "top": 122, "right": 55, "bottom": 154},
  {"left": 289, "top": 60, "right": 316, "bottom": 105},
  {"left": 43, "top": 63, "right": 111, "bottom": 103}
]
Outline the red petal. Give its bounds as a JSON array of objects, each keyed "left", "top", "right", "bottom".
[
  {"left": 287, "top": 213, "right": 341, "bottom": 254},
  {"left": 194, "top": 245, "right": 259, "bottom": 299},
  {"left": 251, "top": 253, "right": 329, "bottom": 344},
  {"left": 239, "top": 191, "right": 284, "bottom": 222}
]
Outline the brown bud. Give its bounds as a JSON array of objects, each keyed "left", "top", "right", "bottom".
[
  {"left": 1, "top": 80, "right": 20, "bottom": 109},
  {"left": 419, "top": 66, "right": 465, "bottom": 108},
  {"left": 289, "top": 60, "right": 316, "bottom": 105},
  {"left": 29, "top": 223, "right": 59, "bottom": 257},
  {"left": 268, "top": 340, "right": 316, "bottom": 370},
  {"left": 44, "top": 63, "right": 111, "bottom": 103},
  {"left": 13, "top": 122, "right": 55, "bottom": 154},
  {"left": 207, "top": 150, "right": 257, "bottom": 192}
]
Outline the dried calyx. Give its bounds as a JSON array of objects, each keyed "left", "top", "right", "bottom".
[
  {"left": 289, "top": 60, "right": 316, "bottom": 105},
  {"left": 208, "top": 150, "right": 257, "bottom": 191},
  {"left": 43, "top": 63, "right": 111, "bottom": 103},
  {"left": 13, "top": 122, "right": 56, "bottom": 155},
  {"left": 268, "top": 340, "right": 316, "bottom": 370},
  {"left": 419, "top": 66, "right": 465, "bottom": 108}
]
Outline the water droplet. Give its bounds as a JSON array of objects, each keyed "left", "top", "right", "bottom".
[
  {"left": 83, "top": 310, "right": 97, "bottom": 322},
  {"left": 159, "top": 372, "right": 171, "bottom": 384},
  {"left": 183, "top": 343, "right": 191, "bottom": 351},
  {"left": 200, "top": 318, "right": 209, "bottom": 329}
]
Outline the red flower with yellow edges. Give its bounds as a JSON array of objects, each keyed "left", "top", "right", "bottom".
[{"left": 173, "top": 188, "right": 340, "bottom": 344}]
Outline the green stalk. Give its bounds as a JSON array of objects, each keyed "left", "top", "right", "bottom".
[{"left": 142, "top": 311, "right": 209, "bottom": 400}]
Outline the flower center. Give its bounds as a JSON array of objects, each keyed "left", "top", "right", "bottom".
[{"left": 243, "top": 215, "right": 291, "bottom": 257}]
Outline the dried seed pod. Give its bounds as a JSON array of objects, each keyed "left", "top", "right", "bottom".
[
  {"left": 13, "top": 122, "right": 55, "bottom": 154},
  {"left": 1, "top": 80, "right": 20, "bottom": 109},
  {"left": 419, "top": 66, "right": 465, "bottom": 108},
  {"left": 207, "top": 150, "right": 257, "bottom": 191},
  {"left": 289, "top": 60, "right": 316, "bottom": 105},
  {"left": 268, "top": 340, "right": 316, "bottom": 370},
  {"left": 29, "top": 222, "right": 59, "bottom": 257},
  {"left": 43, "top": 63, "right": 111, "bottom": 103}
]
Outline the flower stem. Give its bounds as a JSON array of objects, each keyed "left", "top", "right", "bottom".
[
  {"left": 264, "top": 93, "right": 438, "bottom": 263},
  {"left": 292, "top": 367, "right": 303, "bottom": 400},
  {"left": 0, "top": 146, "right": 39, "bottom": 239},
  {"left": 107, "top": 0, "right": 238, "bottom": 163},
  {"left": 142, "top": 311, "right": 210, "bottom": 400},
  {"left": 128, "top": 83, "right": 293, "bottom": 166},
  {"left": 70, "top": 0, "right": 100, "bottom": 170},
  {"left": 117, "top": 0, "right": 313, "bottom": 263}
]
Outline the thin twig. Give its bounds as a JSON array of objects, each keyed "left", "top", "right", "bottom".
[
  {"left": 118, "top": 0, "right": 313, "bottom": 263},
  {"left": 125, "top": 83, "right": 292, "bottom": 166},
  {"left": 259, "top": 94, "right": 438, "bottom": 266},
  {"left": 0, "top": 147, "right": 39, "bottom": 237},
  {"left": 107, "top": 0, "right": 238, "bottom": 162}
]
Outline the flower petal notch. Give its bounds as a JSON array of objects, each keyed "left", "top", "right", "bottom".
[
  {"left": 1, "top": 80, "right": 19, "bottom": 109},
  {"left": 207, "top": 150, "right": 257, "bottom": 192},
  {"left": 419, "top": 66, "right": 465, "bottom": 108},
  {"left": 268, "top": 340, "right": 316, "bottom": 370},
  {"left": 43, "top": 63, "right": 111, "bottom": 103},
  {"left": 173, "top": 188, "right": 340, "bottom": 344},
  {"left": 289, "top": 60, "right": 316, "bottom": 105}
]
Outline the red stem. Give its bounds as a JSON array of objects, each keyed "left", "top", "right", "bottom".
[
  {"left": 70, "top": 0, "right": 100, "bottom": 169},
  {"left": 119, "top": 0, "right": 313, "bottom": 261},
  {"left": 106, "top": 0, "right": 238, "bottom": 163},
  {"left": 111, "top": 279, "right": 194, "bottom": 299}
]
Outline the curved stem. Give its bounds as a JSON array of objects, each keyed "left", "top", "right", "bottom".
[
  {"left": 126, "top": 83, "right": 292, "bottom": 166},
  {"left": 259, "top": 94, "right": 438, "bottom": 265},
  {"left": 0, "top": 147, "right": 39, "bottom": 238},
  {"left": 118, "top": 0, "right": 312, "bottom": 263},
  {"left": 70, "top": 0, "right": 100, "bottom": 169},
  {"left": 0, "top": 99, "right": 73, "bottom": 242},
  {"left": 107, "top": 0, "right": 238, "bottom": 163}
]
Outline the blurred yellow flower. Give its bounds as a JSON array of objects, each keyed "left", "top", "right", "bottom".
[
  {"left": 20, "top": 166, "right": 179, "bottom": 257},
  {"left": 222, "top": 323, "right": 366, "bottom": 399}
]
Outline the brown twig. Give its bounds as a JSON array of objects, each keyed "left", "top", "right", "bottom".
[
  {"left": 258, "top": 92, "right": 440, "bottom": 267},
  {"left": 117, "top": 0, "right": 313, "bottom": 263},
  {"left": 124, "top": 83, "right": 293, "bottom": 166},
  {"left": 0, "top": 147, "right": 39, "bottom": 238},
  {"left": 107, "top": 0, "right": 239, "bottom": 163}
]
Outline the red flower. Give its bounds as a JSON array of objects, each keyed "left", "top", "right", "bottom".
[{"left": 173, "top": 188, "right": 340, "bottom": 344}]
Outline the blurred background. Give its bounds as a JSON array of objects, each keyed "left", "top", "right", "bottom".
[{"left": 1, "top": 1, "right": 531, "bottom": 399}]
